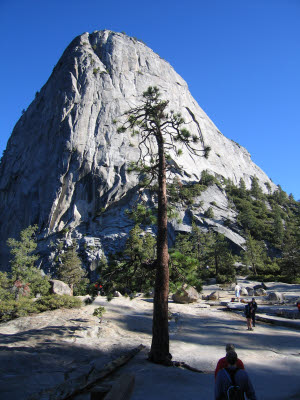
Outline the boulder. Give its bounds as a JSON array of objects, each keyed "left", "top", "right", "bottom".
[
  {"left": 208, "top": 291, "right": 220, "bottom": 301},
  {"left": 240, "top": 287, "right": 248, "bottom": 296},
  {"left": 246, "top": 287, "right": 254, "bottom": 296},
  {"left": 254, "top": 288, "right": 267, "bottom": 296},
  {"left": 50, "top": 279, "right": 72, "bottom": 296},
  {"left": 253, "top": 284, "right": 263, "bottom": 290},
  {"left": 267, "top": 292, "right": 285, "bottom": 303},
  {"left": 113, "top": 291, "right": 122, "bottom": 297},
  {"left": 172, "top": 284, "right": 200, "bottom": 304}
]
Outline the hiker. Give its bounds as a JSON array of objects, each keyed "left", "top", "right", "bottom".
[
  {"left": 234, "top": 282, "right": 241, "bottom": 302},
  {"left": 251, "top": 298, "right": 258, "bottom": 327},
  {"left": 94, "top": 282, "right": 103, "bottom": 296},
  {"left": 215, "top": 350, "right": 257, "bottom": 400},
  {"left": 215, "top": 344, "right": 245, "bottom": 379},
  {"left": 245, "top": 301, "right": 254, "bottom": 331}
]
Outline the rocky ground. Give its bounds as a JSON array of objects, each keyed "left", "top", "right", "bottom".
[{"left": 0, "top": 281, "right": 300, "bottom": 400}]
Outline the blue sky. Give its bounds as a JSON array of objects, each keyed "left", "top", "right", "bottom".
[{"left": 0, "top": 0, "right": 299, "bottom": 199}]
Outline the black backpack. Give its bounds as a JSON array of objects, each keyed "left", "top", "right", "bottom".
[{"left": 224, "top": 368, "right": 244, "bottom": 400}]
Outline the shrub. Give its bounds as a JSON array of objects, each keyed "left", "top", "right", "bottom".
[
  {"left": 204, "top": 207, "right": 214, "bottom": 218},
  {"left": 0, "top": 298, "right": 39, "bottom": 322},
  {"left": 106, "top": 293, "right": 113, "bottom": 302},
  {"left": 35, "top": 294, "right": 82, "bottom": 311},
  {"left": 93, "top": 306, "right": 106, "bottom": 320},
  {"left": 84, "top": 296, "right": 95, "bottom": 305}
]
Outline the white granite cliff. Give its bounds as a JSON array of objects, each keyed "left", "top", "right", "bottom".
[{"left": 0, "top": 30, "right": 276, "bottom": 271}]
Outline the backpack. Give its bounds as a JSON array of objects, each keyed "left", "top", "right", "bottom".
[{"left": 224, "top": 368, "right": 244, "bottom": 400}]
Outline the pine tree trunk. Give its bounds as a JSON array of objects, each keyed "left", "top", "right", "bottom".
[{"left": 148, "top": 135, "right": 172, "bottom": 365}]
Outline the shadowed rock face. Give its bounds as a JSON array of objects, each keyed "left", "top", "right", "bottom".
[{"left": 0, "top": 30, "right": 275, "bottom": 271}]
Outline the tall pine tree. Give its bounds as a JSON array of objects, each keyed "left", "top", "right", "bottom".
[{"left": 119, "top": 86, "right": 210, "bottom": 365}]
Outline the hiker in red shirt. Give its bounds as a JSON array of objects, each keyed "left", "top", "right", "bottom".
[
  {"left": 215, "top": 343, "right": 245, "bottom": 379},
  {"left": 94, "top": 282, "right": 103, "bottom": 296}
]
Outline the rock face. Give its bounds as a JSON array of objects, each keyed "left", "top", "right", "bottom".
[{"left": 0, "top": 30, "right": 276, "bottom": 271}]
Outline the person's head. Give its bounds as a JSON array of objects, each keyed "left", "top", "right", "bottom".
[
  {"left": 225, "top": 343, "right": 235, "bottom": 353},
  {"left": 252, "top": 297, "right": 256, "bottom": 302},
  {"left": 226, "top": 350, "right": 238, "bottom": 366}
]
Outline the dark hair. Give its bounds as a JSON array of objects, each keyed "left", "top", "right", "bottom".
[
  {"left": 226, "top": 343, "right": 235, "bottom": 352},
  {"left": 226, "top": 350, "right": 238, "bottom": 366}
]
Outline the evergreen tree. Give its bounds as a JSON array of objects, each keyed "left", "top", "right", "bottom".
[
  {"left": 7, "top": 225, "right": 39, "bottom": 279},
  {"left": 280, "top": 227, "right": 300, "bottom": 280},
  {"left": 0, "top": 272, "right": 13, "bottom": 301},
  {"left": 250, "top": 176, "right": 264, "bottom": 199},
  {"left": 272, "top": 205, "right": 284, "bottom": 246},
  {"left": 239, "top": 178, "right": 247, "bottom": 198},
  {"left": 7, "top": 225, "right": 50, "bottom": 297},
  {"left": 242, "top": 234, "right": 266, "bottom": 276},
  {"left": 213, "top": 234, "right": 235, "bottom": 283},
  {"left": 272, "top": 185, "right": 288, "bottom": 205},
  {"left": 57, "top": 240, "right": 85, "bottom": 295},
  {"left": 169, "top": 250, "right": 201, "bottom": 292},
  {"left": 119, "top": 86, "right": 210, "bottom": 365}
]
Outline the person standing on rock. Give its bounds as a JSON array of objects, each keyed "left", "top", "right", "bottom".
[
  {"left": 215, "top": 344, "right": 245, "bottom": 379},
  {"left": 235, "top": 282, "right": 241, "bottom": 302},
  {"left": 215, "top": 351, "right": 257, "bottom": 400},
  {"left": 251, "top": 298, "right": 257, "bottom": 327},
  {"left": 245, "top": 301, "right": 254, "bottom": 331}
]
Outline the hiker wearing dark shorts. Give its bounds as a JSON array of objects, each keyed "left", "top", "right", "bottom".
[
  {"left": 251, "top": 298, "right": 257, "bottom": 327},
  {"left": 215, "top": 351, "right": 256, "bottom": 400},
  {"left": 245, "top": 301, "right": 254, "bottom": 331}
]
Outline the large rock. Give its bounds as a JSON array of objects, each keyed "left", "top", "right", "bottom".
[
  {"left": 267, "top": 292, "right": 285, "bottom": 303},
  {"left": 50, "top": 279, "right": 72, "bottom": 296},
  {"left": 207, "top": 291, "right": 220, "bottom": 301},
  {"left": 240, "top": 287, "right": 248, "bottom": 296},
  {"left": 254, "top": 288, "right": 267, "bottom": 296},
  {"left": 246, "top": 287, "right": 254, "bottom": 296},
  {"left": 172, "top": 284, "right": 200, "bottom": 304},
  {"left": 0, "top": 30, "right": 277, "bottom": 270}
]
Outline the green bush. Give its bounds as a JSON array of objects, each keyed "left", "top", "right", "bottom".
[
  {"left": 93, "top": 306, "right": 106, "bottom": 320},
  {"left": 204, "top": 207, "right": 214, "bottom": 219},
  {"left": 35, "top": 295, "right": 82, "bottom": 311},
  {"left": 0, "top": 298, "right": 39, "bottom": 322},
  {"left": 0, "top": 295, "right": 82, "bottom": 322}
]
